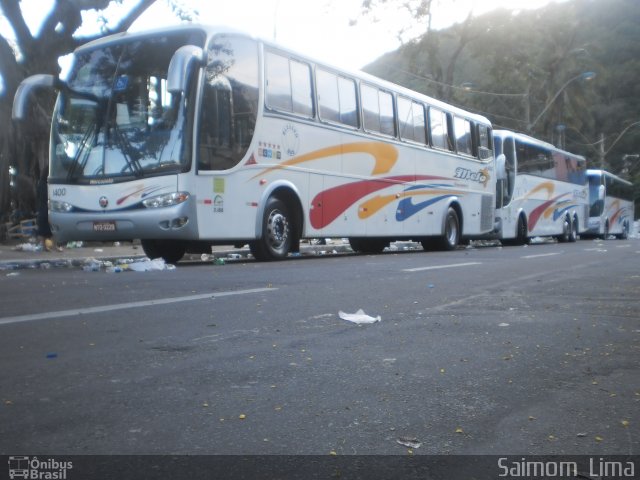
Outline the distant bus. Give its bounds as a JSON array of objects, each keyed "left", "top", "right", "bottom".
[
  {"left": 493, "top": 130, "right": 588, "bottom": 244},
  {"left": 585, "top": 169, "right": 634, "bottom": 239},
  {"left": 13, "top": 25, "right": 496, "bottom": 262}
]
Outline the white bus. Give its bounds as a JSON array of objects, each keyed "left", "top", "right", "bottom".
[
  {"left": 585, "top": 169, "right": 634, "bottom": 239},
  {"left": 493, "top": 130, "right": 588, "bottom": 244},
  {"left": 13, "top": 25, "right": 495, "bottom": 262}
]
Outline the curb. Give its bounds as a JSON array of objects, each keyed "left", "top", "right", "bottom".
[
  {"left": 0, "top": 242, "right": 427, "bottom": 271},
  {"left": 0, "top": 244, "right": 352, "bottom": 271}
]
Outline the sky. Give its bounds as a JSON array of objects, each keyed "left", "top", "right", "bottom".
[
  {"left": 129, "top": 0, "right": 565, "bottom": 69},
  {"left": 0, "top": 0, "right": 565, "bottom": 91}
]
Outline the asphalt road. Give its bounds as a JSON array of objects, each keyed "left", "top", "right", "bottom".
[{"left": 1, "top": 238, "right": 638, "bottom": 457}]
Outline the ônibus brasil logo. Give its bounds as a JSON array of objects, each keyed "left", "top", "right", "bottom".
[{"left": 8, "top": 456, "right": 73, "bottom": 479}]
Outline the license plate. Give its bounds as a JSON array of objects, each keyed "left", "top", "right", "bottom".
[{"left": 93, "top": 221, "right": 117, "bottom": 232}]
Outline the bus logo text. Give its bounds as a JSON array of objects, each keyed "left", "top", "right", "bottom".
[{"left": 454, "top": 167, "right": 489, "bottom": 186}]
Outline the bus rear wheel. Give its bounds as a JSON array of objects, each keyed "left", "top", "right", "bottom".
[
  {"left": 349, "top": 237, "right": 389, "bottom": 254},
  {"left": 250, "top": 197, "right": 293, "bottom": 261},
  {"left": 616, "top": 221, "right": 629, "bottom": 240},
  {"left": 568, "top": 216, "right": 578, "bottom": 242},
  {"left": 438, "top": 207, "right": 460, "bottom": 251},
  {"left": 557, "top": 216, "right": 571, "bottom": 243},
  {"left": 141, "top": 239, "right": 186, "bottom": 264}
]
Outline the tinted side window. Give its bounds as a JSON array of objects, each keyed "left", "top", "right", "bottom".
[
  {"left": 317, "top": 69, "right": 357, "bottom": 127},
  {"left": 265, "top": 51, "right": 313, "bottom": 117},
  {"left": 398, "top": 97, "right": 426, "bottom": 144},
  {"left": 429, "top": 108, "right": 453, "bottom": 151},
  {"left": 199, "top": 36, "right": 259, "bottom": 171},
  {"left": 454, "top": 116, "right": 473, "bottom": 156},
  {"left": 290, "top": 60, "right": 313, "bottom": 117},
  {"left": 478, "top": 124, "right": 492, "bottom": 160},
  {"left": 516, "top": 141, "right": 553, "bottom": 176},
  {"left": 361, "top": 83, "right": 395, "bottom": 136}
]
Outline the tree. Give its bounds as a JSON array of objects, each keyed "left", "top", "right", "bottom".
[
  {"left": 359, "top": 0, "right": 479, "bottom": 102},
  {"left": 364, "top": 0, "right": 640, "bottom": 215},
  {"left": 0, "top": 0, "right": 193, "bottom": 227}
]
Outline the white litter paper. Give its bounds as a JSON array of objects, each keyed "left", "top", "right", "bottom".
[
  {"left": 127, "top": 258, "right": 172, "bottom": 272},
  {"left": 338, "top": 309, "right": 381, "bottom": 325}
]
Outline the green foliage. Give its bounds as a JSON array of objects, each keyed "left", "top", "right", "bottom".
[
  {"left": 0, "top": 0, "right": 195, "bottom": 223},
  {"left": 364, "top": 0, "right": 640, "bottom": 184}
]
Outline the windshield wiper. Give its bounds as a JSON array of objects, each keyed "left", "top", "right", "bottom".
[
  {"left": 111, "top": 122, "right": 144, "bottom": 177},
  {"left": 66, "top": 122, "right": 97, "bottom": 182}
]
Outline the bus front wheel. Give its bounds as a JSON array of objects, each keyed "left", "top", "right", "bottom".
[
  {"left": 141, "top": 239, "right": 186, "bottom": 264},
  {"left": 250, "top": 197, "right": 293, "bottom": 261}
]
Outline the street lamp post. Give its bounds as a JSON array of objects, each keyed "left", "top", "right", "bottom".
[
  {"left": 599, "top": 120, "right": 640, "bottom": 168},
  {"left": 527, "top": 71, "right": 596, "bottom": 133}
]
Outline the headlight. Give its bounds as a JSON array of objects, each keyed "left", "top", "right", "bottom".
[
  {"left": 49, "top": 199, "right": 74, "bottom": 212},
  {"left": 142, "top": 192, "right": 190, "bottom": 208}
]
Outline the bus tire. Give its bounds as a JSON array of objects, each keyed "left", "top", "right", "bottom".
[
  {"left": 616, "top": 221, "right": 629, "bottom": 240},
  {"left": 420, "top": 238, "right": 436, "bottom": 251},
  {"left": 349, "top": 238, "right": 388, "bottom": 254},
  {"left": 141, "top": 239, "right": 186, "bottom": 264},
  {"left": 568, "top": 216, "right": 578, "bottom": 242},
  {"left": 502, "top": 215, "right": 528, "bottom": 246},
  {"left": 438, "top": 207, "right": 460, "bottom": 251},
  {"left": 250, "top": 197, "right": 292, "bottom": 261},
  {"left": 557, "top": 216, "right": 571, "bottom": 243}
]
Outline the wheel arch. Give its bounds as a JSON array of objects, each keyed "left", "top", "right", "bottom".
[
  {"left": 515, "top": 208, "right": 528, "bottom": 236},
  {"left": 254, "top": 181, "right": 304, "bottom": 241},
  {"left": 442, "top": 198, "right": 463, "bottom": 236}
]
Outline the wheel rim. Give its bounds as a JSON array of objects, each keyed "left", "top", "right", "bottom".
[
  {"left": 446, "top": 213, "right": 458, "bottom": 246},
  {"left": 266, "top": 209, "right": 289, "bottom": 253}
]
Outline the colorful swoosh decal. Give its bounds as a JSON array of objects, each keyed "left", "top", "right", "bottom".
[
  {"left": 552, "top": 202, "right": 579, "bottom": 221},
  {"left": 252, "top": 142, "right": 399, "bottom": 179},
  {"left": 397, "top": 194, "right": 459, "bottom": 221},
  {"left": 609, "top": 200, "right": 624, "bottom": 224},
  {"left": 309, "top": 175, "right": 449, "bottom": 229},
  {"left": 528, "top": 193, "right": 570, "bottom": 231},
  {"left": 359, "top": 186, "right": 463, "bottom": 220},
  {"left": 117, "top": 184, "right": 166, "bottom": 205}
]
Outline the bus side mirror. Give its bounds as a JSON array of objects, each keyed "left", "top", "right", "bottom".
[
  {"left": 598, "top": 184, "right": 605, "bottom": 201},
  {"left": 167, "top": 45, "right": 205, "bottom": 94},
  {"left": 12, "top": 74, "right": 60, "bottom": 120}
]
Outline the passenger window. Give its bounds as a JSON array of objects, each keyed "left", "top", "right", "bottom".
[
  {"left": 317, "top": 69, "right": 358, "bottom": 127},
  {"left": 429, "top": 108, "right": 453, "bottom": 151},
  {"left": 454, "top": 116, "right": 473, "bottom": 156},
  {"left": 398, "top": 96, "right": 426, "bottom": 144},
  {"left": 478, "top": 124, "right": 492, "bottom": 160},
  {"left": 265, "top": 51, "right": 313, "bottom": 117},
  {"left": 265, "top": 52, "right": 292, "bottom": 112},
  {"left": 362, "top": 83, "right": 395, "bottom": 136},
  {"left": 290, "top": 60, "right": 313, "bottom": 117}
]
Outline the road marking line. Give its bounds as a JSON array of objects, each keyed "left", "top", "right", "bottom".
[
  {"left": 403, "top": 262, "right": 482, "bottom": 272},
  {"left": 0, "top": 287, "right": 277, "bottom": 326},
  {"left": 521, "top": 252, "right": 562, "bottom": 259}
]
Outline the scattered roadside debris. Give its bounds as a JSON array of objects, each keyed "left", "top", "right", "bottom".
[
  {"left": 81, "top": 257, "right": 176, "bottom": 273},
  {"left": 396, "top": 436, "right": 421, "bottom": 449},
  {"left": 338, "top": 309, "right": 381, "bottom": 324}
]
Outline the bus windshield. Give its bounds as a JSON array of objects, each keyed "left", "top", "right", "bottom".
[{"left": 51, "top": 31, "right": 204, "bottom": 183}]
